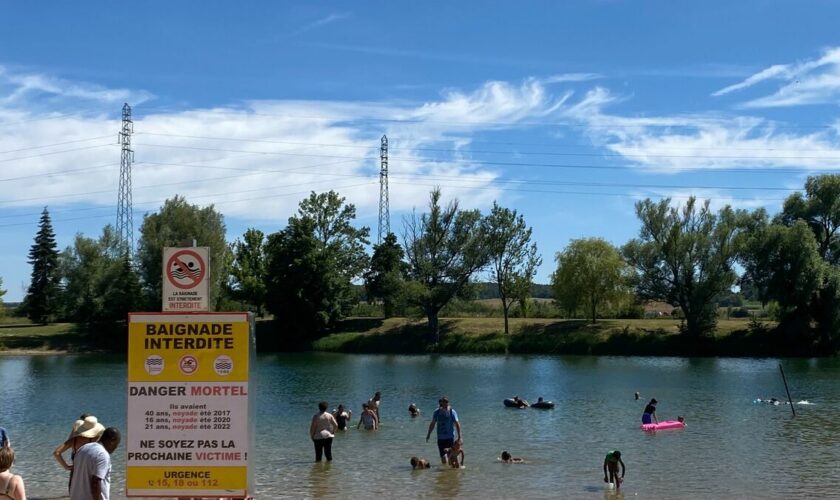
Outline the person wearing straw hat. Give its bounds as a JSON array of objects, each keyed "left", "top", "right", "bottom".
[
  {"left": 70, "top": 426, "right": 120, "bottom": 500},
  {"left": 54, "top": 414, "right": 97, "bottom": 491}
]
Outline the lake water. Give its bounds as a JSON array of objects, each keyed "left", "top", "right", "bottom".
[{"left": 0, "top": 353, "right": 837, "bottom": 499}]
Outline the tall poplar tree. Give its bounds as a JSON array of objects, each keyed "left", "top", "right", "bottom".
[{"left": 23, "top": 207, "right": 60, "bottom": 324}]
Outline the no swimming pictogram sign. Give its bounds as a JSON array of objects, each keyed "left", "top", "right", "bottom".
[
  {"left": 162, "top": 247, "right": 210, "bottom": 311},
  {"left": 166, "top": 249, "right": 207, "bottom": 290}
]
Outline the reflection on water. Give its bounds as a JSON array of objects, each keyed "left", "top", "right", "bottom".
[{"left": 0, "top": 353, "right": 838, "bottom": 499}]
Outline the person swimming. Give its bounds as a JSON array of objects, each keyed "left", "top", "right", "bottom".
[
  {"left": 410, "top": 456, "right": 431, "bottom": 469},
  {"left": 500, "top": 451, "right": 523, "bottom": 463},
  {"left": 408, "top": 403, "right": 421, "bottom": 417}
]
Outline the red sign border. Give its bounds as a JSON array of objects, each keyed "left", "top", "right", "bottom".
[{"left": 165, "top": 249, "right": 207, "bottom": 290}]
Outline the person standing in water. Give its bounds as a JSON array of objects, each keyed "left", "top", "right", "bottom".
[
  {"left": 309, "top": 401, "right": 338, "bottom": 462},
  {"left": 641, "top": 398, "right": 658, "bottom": 424},
  {"left": 368, "top": 391, "right": 382, "bottom": 423},
  {"left": 603, "top": 450, "right": 626, "bottom": 490},
  {"left": 332, "top": 405, "right": 351, "bottom": 431},
  {"left": 426, "top": 396, "right": 461, "bottom": 465},
  {"left": 357, "top": 403, "right": 378, "bottom": 430}
]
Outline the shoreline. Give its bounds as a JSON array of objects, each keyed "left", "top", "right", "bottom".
[{"left": 2, "top": 317, "right": 829, "bottom": 358}]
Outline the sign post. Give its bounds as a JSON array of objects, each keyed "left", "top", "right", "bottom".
[
  {"left": 162, "top": 247, "right": 210, "bottom": 312},
  {"left": 126, "top": 312, "right": 255, "bottom": 498}
]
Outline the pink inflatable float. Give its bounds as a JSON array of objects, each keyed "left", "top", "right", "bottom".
[{"left": 641, "top": 420, "right": 685, "bottom": 431}]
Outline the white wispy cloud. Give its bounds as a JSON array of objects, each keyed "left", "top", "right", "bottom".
[
  {"left": 564, "top": 86, "right": 840, "bottom": 173},
  {"left": 712, "top": 47, "right": 840, "bottom": 108},
  {"left": 541, "top": 73, "right": 602, "bottom": 84},
  {"left": 0, "top": 73, "right": 576, "bottom": 223},
  {"left": 287, "top": 12, "right": 349, "bottom": 38},
  {"left": 0, "top": 65, "right": 153, "bottom": 106}
]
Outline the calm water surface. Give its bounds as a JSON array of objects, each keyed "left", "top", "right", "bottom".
[{"left": 0, "top": 353, "right": 838, "bottom": 499}]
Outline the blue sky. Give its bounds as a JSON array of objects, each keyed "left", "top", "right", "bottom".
[{"left": 1, "top": 1, "right": 840, "bottom": 301}]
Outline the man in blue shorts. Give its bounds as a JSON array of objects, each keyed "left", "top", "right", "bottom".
[{"left": 426, "top": 396, "right": 461, "bottom": 464}]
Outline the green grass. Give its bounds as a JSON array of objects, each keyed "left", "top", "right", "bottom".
[
  {"left": 314, "top": 316, "right": 785, "bottom": 356},
  {"left": 0, "top": 317, "right": 117, "bottom": 353}
]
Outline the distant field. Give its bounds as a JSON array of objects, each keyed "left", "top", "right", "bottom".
[{"left": 314, "top": 316, "right": 776, "bottom": 356}]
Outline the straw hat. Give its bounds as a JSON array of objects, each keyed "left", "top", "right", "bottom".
[
  {"left": 73, "top": 416, "right": 105, "bottom": 439},
  {"left": 66, "top": 418, "right": 85, "bottom": 441}
]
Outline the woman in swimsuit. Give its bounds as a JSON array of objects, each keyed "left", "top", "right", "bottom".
[
  {"left": 357, "top": 403, "right": 378, "bottom": 430},
  {"left": 641, "top": 398, "right": 658, "bottom": 425},
  {"left": 0, "top": 446, "right": 26, "bottom": 500}
]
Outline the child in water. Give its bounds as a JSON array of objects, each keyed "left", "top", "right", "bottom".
[
  {"left": 500, "top": 451, "right": 523, "bottom": 463},
  {"left": 444, "top": 439, "right": 465, "bottom": 468},
  {"left": 410, "top": 456, "right": 431, "bottom": 469},
  {"left": 603, "top": 450, "right": 626, "bottom": 490},
  {"left": 408, "top": 403, "right": 421, "bottom": 417}
]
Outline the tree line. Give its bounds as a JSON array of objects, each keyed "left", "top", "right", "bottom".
[{"left": 9, "top": 175, "right": 840, "bottom": 353}]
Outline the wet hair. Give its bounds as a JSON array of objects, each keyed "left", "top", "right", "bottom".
[
  {"left": 613, "top": 450, "right": 621, "bottom": 458},
  {"left": 677, "top": 416, "right": 685, "bottom": 422},
  {"left": 501, "top": 451, "right": 511, "bottom": 461},
  {"left": 374, "top": 391, "right": 381, "bottom": 398},
  {"left": 649, "top": 398, "right": 658, "bottom": 405},
  {"left": 337, "top": 404, "right": 344, "bottom": 410},
  {"left": 410, "top": 457, "right": 419, "bottom": 467},
  {"left": 318, "top": 401, "right": 328, "bottom": 412},
  {"left": 0, "top": 446, "right": 13, "bottom": 472}
]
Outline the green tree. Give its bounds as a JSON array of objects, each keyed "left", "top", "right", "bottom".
[
  {"left": 364, "top": 233, "right": 407, "bottom": 317},
  {"left": 771, "top": 174, "right": 840, "bottom": 350},
  {"left": 623, "top": 197, "right": 743, "bottom": 337},
  {"left": 403, "top": 189, "right": 488, "bottom": 343},
  {"left": 552, "top": 238, "right": 626, "bottom": 323},
  {"left": 777, "top": 174, "right": 840, "bottom": 264},
  {"left": 484, "top": 203, "right": 541, "bottom": 334},
  {"left": 59, "top": 226, "right": 141, "bottom": 324},
  {"left": 22, "top": 207, "right": 60, "bottom": 324},
  {"left": 137, "top": 196, "right": 230, "bottom": 310},
  {"left": 739, "top": 214, "right": 823, "bottom": 330},
  {"left": 229, "top": 228, "right": 267, "bottom": 316},
  {"left": 264, "top": 191, "right": 369, "bottom": 336}
]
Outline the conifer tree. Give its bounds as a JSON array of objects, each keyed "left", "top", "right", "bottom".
[{"left": 23, "top": 207, "right": 60, "bottom": 323}]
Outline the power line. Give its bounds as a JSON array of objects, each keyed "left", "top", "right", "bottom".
[
  {"left": 133, "top": 142, "right": 840, "bottom": 174},
  {"left": 0, "top": 135, "right": 114, "bottom": 155},
  {"left": 126, "top": 108, "right": 840, "bottom": 131},
  {"left": 0, "top": 143, "right": 114, "bottom": 164},
  {"left": 136, "top": 131, "right": 840, "bottom": 161}
]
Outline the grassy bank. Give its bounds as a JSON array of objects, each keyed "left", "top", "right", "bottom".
[
  {"left": 0, "top": 317, "right": 122, "bottom": 353},
  {"left": 314, "top": 317, "right": 792, "bottom": 356}
]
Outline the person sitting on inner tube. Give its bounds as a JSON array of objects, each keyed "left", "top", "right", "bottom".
[
  {"left": 512, "top": 396, "right": 529, "bottom": 408},
  {"left": 641, "top": 398, "right": 658, "bottom": 425}
]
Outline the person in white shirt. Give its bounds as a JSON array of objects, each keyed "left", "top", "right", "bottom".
[
  {"left": 309, "top": 401, "right": 338, "bottom": 462},
  {"left": 70, "top": 427, "right": 120, "bottom": 500}
]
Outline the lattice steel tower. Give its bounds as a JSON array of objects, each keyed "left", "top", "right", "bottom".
[
  {"left": 116, "top": 103, "right": 134, "bottom": 257},
  {"left": 378, "top": 134, "right": 390, "bottom": 244}
]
